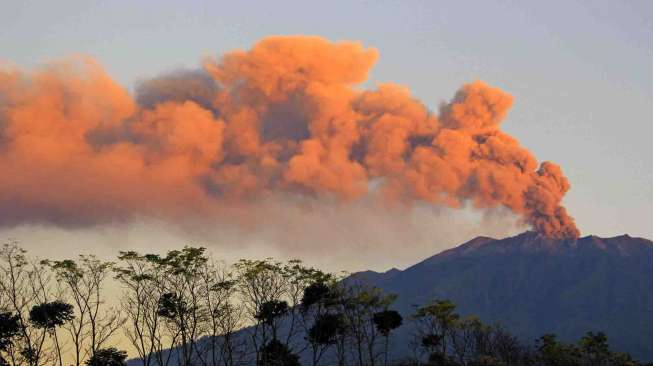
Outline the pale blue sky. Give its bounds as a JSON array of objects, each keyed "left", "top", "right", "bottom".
[{"left": 1, "top": 0, "right": 652, "bottom": 239}]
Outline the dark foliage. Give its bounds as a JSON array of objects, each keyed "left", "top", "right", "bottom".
[
  {"left": 20, "top": 348, "right": 37, "bottom": 364},
  {"left": 408, "top": 300, "right": 644, "bottom": 366},
  {"left": 422, "top": 334, "right": 443, "bottom": 349},
  {"left": 29, "top": 301, "right": 74, "bottom": 330},
  {"left": 308, "top": 313, "right": 345, "bottom": 345},
  {"left": 373, "top": 310, "right": 403, "bottom": 336},
  {"left": 260, "top": 339, "right": 300, "bottom": 366},
  {"left": 157, "top": 292, "right": 186, "bottom": 319},
  {"left": 0, "top": 312, "right": 20, "bottom": 352},
  {"left": 301, "top": 282, "right": 336, "bottom": 310},
  {"left": 85, "top": 347, "right": 128, "bottom": 366},
  {"left": 426, "top": 352, "right": 457, "bottom": 366},
  {"left": 256, "top": 300, "right": 289, "bottom": 325}
]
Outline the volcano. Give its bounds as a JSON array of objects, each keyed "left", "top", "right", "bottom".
[
  {"left": 355, "top": 231, "right": 653, "bottom": 360},
  {"left": 129, "top": 231, "right": 653, "bottom": 365}
]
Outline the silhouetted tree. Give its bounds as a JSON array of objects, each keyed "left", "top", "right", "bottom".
[
  {"left": 413, "top": 299, "right": 460, "bottom": 362},
  {"left": 235, "top": 258, "right": 329, "bottom": 364},
  {"left": 308, "top": 313, "right": 344, "bottom": 345},
  {"left": 301, "top": 280, "right": 341, "bottom": 366},
  {"left": 85, "top": 347, "right": 127, "bottom": 366},
  {"left": 148, "top": 247, "right": 210, "bottom": 366},
  {"left": 535, "top": 334, "right": 580, "bottom": 366},
  {"left": 340, "top": 283, "right": 398, "bottom": 366},
  {"left": 28, "top": 301, "right": 74, "bottom": 330},
  {"left": 281, "top": 260, "right": 334, "bottom": 350},
  {"left": 532, "top": 331, "right": 648, "bottom": 366},
  {"left": 116, "top": 247, "right": 245, "bottom": 366},
  {"left": 260, "top": 339, "right": 300, "bottom": 366},
  {"left": 301, "top": 282, "right": 337, "bottom": 311},
  {"left": 0, "top": 312, "right": 21, "bottom": 365},
  {"left": 199, "top": 263, "right": 242, "bottom": 366},
  {"left": 610, "top": 351, "right": 642, "bottom": 366},
  {"left": 256, "top": 300, "right": 289, "bottom": 341},
  {"left": 47, "top": 256, "right": 123, "bottom": 366},
  {"left": 490, "top": 326, "right": 530, "bottom": 365},
  {"left": 234, "top": 259, "right": 288, "bottom": 364},
  {"left": 450, "top": 317, "right": 490, "bottom": 365},
  {"left": 579, "top": 331, "right": 611, "bottom": 366},
  {"left": 29, "top": 301, "right": 74, "bottom": 366},
  {"left": 306, "top": 312, "right": 346, "bottom": 365},
  {"left": 373, "top": 310, "right": 403, "bottom": 366},
  {"left": 115, "top": 251, "right": 176, "bottom": 366},
  {"left": 0, "top": 242, "right": 57, "bottom": 366}
]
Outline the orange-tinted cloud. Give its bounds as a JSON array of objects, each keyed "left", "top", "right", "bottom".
[{"left": 0, "top": 36, "right": 579, "bottom": 239}]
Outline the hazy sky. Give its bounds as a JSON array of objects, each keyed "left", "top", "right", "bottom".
[{"left": 1, "top": 1, "right": 652, "bottom": 269}]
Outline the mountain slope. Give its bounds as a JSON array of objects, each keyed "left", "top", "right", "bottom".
[
  {"left": 130, "top": 231, "right": 653, "bottom": 364},
  {"left": 358, "top": 231, "right": 653, "bottom": 360}
]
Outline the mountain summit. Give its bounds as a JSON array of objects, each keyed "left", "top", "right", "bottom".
[
  {"left": 357, "top": 231, "right": 653, "bottom": 360},
  {"left": 418, "top": 231, "right": 652, "bottom": 259}
]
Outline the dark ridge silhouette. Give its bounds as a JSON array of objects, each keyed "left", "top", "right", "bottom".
[{"left": 354, "top": 231, "right": 653, "bottom": 361}]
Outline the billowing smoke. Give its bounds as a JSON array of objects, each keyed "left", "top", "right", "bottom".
[{"left": 0, "top": 35, "right": 579, "bottom": 239}]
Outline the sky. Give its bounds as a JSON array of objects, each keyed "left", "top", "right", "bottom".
[{"left": 1, "top": 1, "right": 652, "bottom": 271}]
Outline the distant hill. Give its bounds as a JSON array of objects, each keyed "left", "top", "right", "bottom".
[{"left": 356, "top": 231, "right": 653, "bottom": 361}]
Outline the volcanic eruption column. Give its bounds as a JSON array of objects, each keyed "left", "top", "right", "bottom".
[{"left": 0, "top": 36, "right": 579, "bottom": 239}]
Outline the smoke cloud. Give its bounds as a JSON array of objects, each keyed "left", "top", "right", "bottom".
[{"left": 0, "top": 36, "right": 579, "bottom": 239}]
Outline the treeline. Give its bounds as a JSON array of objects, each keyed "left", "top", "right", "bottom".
[{"left": 0, "top": 242, "right": 648, "bottom": 366}]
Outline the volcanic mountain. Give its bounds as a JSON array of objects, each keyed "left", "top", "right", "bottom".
[
  {"left": 129, "top": 231, "right": 653, "bottom": 364},
  {"left": 356, "top": 231, "right": 653, "bottom": 360}
]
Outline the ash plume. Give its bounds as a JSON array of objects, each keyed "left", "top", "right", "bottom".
[{"left": 0, "top": 35, "right": 579, "bottom": 239}]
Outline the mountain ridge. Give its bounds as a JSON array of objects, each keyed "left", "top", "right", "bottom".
[{"left": 352, "top": 231, "right": 653, "bottom": 360}]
